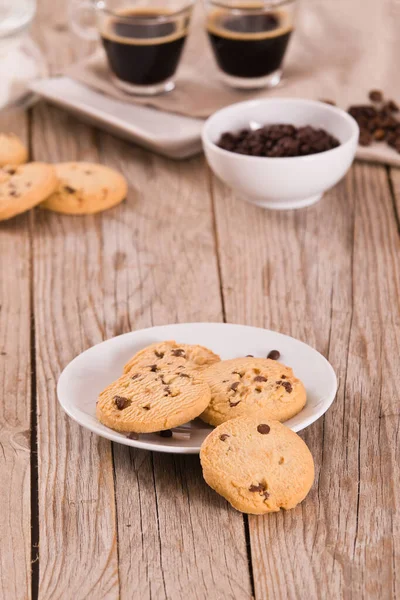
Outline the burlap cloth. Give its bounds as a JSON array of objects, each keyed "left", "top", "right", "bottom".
[{"left": 67, "top": 0, "right": 400, "bottom": 165}]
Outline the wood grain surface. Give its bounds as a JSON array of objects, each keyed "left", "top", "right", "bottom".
[
  {"left": 0, "top": 0, "right": 399, "bottom": 598},
  {"left": 0, "top": 111, "right": 31, "bottom": 600}
]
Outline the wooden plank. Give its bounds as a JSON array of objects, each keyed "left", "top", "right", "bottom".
[
  {"left": 0, "top": 111, "right": 31, "bottom": 600},
  {"left": 0, "top": 111, "right": 31, "bottom": 598},
  {"left": 32, "top": 0, "right": 252, "bottom": 596},
  {"left": 211, "top": 162, "right": 400, "bottom": 599},
  {"left": 30, "top": 103, "right": 119, "bottom": 599},
  {"left": 96, "top": 134, "right": 253, "bottom": 599},
  {"left": 31, "top": 1, "right": 119, "bottom": 596}
]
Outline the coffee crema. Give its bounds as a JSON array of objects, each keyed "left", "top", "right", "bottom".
[
  {"left": 207, "top": 6, "right": 293, "bottom": 79},
  {"left": 101, "top": 8, "right": 190, "bottom": 86}
]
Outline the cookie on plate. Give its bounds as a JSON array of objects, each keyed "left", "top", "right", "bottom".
[
  {"left": 0, "top": 163, "right": 58, "bottom": 221},
  {"left": 200, "top": 357, "right": 306, "bottom": 426},
  {"left": 40, "top": 162, "right": 127, "bottom": 215},
  {"left": 97, "top": 364, "right": 211, "bottom": 433},
  {"left": 0, "top": 133, "right": 28, "bottom": 166},
  {"left": 200, "top": 416, "right": 314, "bottom": 514},
  {"left": 123, "top": 341, "right": 220, "bottom": 375}
]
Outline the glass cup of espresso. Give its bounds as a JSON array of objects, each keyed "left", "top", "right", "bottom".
[
  {"left": 69, "top": 0, "right": 194, "bottom": 96},
  {"left": 204, "top": 0, "right": 296, "bottom": 89}
]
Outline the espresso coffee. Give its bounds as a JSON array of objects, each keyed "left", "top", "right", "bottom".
[
  {"left": 101, "top": 9, "right": 189, "bottom": 86},
  {"left": 207, "top": 8, "right": 293, "bottom": 79}
]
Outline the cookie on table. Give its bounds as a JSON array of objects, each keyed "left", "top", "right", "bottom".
[
  {"left": 40, "top": 162, "right": 127, "bottom": 215},
  {"left": 200, "top": 357, "right": 306, "bottom": 426},
  {"left": 0, "top": 133, "right": 28, "bottom": 166},
  {"left": 97, "top": 364, "right": 211, "bottom": 433},
  {"left": 200, "top": 416, "right": 314, "bottom": 514},
  {"left": 0, "top": 163, "right": 58, "bottom": 221},
  {"left": 123, "top": 341, "right": 220, "bottom": 375}
]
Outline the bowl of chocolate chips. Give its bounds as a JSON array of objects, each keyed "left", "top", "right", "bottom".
[{"left": 202, "top": 98, "right": 359, "bottom": 210}]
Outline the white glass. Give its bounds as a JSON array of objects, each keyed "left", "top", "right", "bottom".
[
  {"left": 0, "top": 0, "right": 47, "bottom": 110},
  {"left": 70, "top": 0, "right": 194, "bottom": 96},
  {"left": 204, "top": 0, "right": 296, "bottom": 90}
]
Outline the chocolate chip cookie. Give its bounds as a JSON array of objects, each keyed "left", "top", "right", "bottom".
[
  {"left": 97, "top": 364, "right": 211, "bottom": 433},
  {"left": 200, "top": 416, "right": 314, "bottom": 514},
  {"left": 123, "top": 341, "right": 220, "bottom": 375},
  {"left": 0, "top": 133, "right": 28, "bottom": 166},
  {"left": 40, "top": 162, "right": 127, "bottom": 215},
  {"left": 0, "top": 163, "right": 58, "bottom": 221},
  {"left": 199, "top": 357, "right": 306, "bottom": 426}
]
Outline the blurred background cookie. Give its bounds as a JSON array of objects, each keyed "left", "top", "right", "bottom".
[
  {"left": 0, "top": 133, "right": 28, "bottom": 166},
  {"left": 0, "top": 162, "right": 58, "bottom": 221},
  {"left": 40, "top": 161, "right": 127, "bottom": 215}
]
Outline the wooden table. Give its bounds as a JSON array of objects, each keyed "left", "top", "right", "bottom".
[{"left": 2, "top": 1, "right": 400, "bottom": 598}]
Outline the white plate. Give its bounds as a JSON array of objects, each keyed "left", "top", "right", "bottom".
[
  {"left": 57, "top": 322, "right": 337, "bottom": 454},
  {"left": 29, "top": 77, "right": 203, "bottom": 160}
]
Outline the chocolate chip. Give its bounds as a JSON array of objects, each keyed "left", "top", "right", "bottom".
[
  {"left": 143, "top": 405, "right": 151, "bottom": 410},
  {"left": 7, "top": 168, "right": 16, "bottom": 175},
  {"left": 148, "top": 364, "right": 158, "bottom": 372},
  {"left": 9, "top": 190, "right": 19, "bottom": 197},
  {"left": 280, "top": 374, "right": 287, "bottom": 379},
  {"left": 369, "top": 89, "right": 383, "bottom": 102},
  {"left": 253, "top": 375, "right": 267, "bottom": 382},
  {"left": 277, "top": 381, "right": 293, "bottom": 393},
  {"left": 246, "top": 354, "right": 254, "bottom": 357},
  {"left": 85, "top": 170, "right": 92, "bottom": 174},
  {"left": 179, "top": 373, "right": 190, "bottom": 378},
  {"left": 154, "top": 350, "right": 164, "bottom": 358},
  {"left": 127, "top": 432, "right": 139, "bottom": 440},
  {"left": 263, "top": 491, "right": 270, "bottom": 500},
  {"left": 219, "top": 434, "right": 230, "bottom": 441},
  {"left": 230, "top": 381, "right": 240, "bottom": 391},
  {"left": 249, "top": 483, "right": 265, "bottom": 492},
  {"left": 257, "top": 424, "right": 271, "bottom": 434},
  {"left": 159, "top": 429, "right": 173, "bottom": 438},
  {"left": 232, "top": 371, "right": 242, "bottom": 376},
  {"left": 64, "top": 185, "right": 76, "bottom": 194},
  {"left": 171, "top": 348, "right": 185, "bottom": 357},
  {"left": 229, "top": 399, "right": 241, "bottom": 407},
  {"left": 159, "top": 375, "right": 167, "bottom": 385},
  {"left": 131, "top": 373, "right": 140, "bottom": 380},
  {"left": 267, "top": 350, "right": 280, "bottom": 360},
  {"left": 114, "top": 395, "right": 130, "bottom": 410},
  {"left": 164, "top": 386, "right": 171, "bottom": 396}
]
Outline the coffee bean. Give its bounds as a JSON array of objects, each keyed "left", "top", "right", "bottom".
[
  {"left": 267, "top": 350, "right": 280, "bottom": 360},
  {"left": 374, "top": 129, "right": 386, "bottom": 140},
  {"left": 359, "top": 129, "right": 372, "bottom": 146},
  {"left": 217, "top": 123, "right": 339, "bottom": 158},
  {"left": 257, "top": 424, "right": 271, "bottom": 434},
  {"left": 386, "top": 100, "right": 399, "bottom": 113},
  {"left": 369, "top": 89, "right": 383, "bottom": 102},
  {"left": 219, "top": 434, "right": 230, "bottom": 441}
]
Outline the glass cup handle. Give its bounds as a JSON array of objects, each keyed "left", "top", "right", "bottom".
[{"left": 68, "top": 0, "right": 99, "bottom": 41}]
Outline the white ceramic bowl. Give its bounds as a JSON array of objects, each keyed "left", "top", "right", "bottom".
[{"left": 202, "top": 98, "right": 359, "bottom": 210}]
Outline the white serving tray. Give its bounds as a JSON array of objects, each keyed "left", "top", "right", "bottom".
[{"left": 30, "top": 77, "right": 203, "bottom": 159}]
